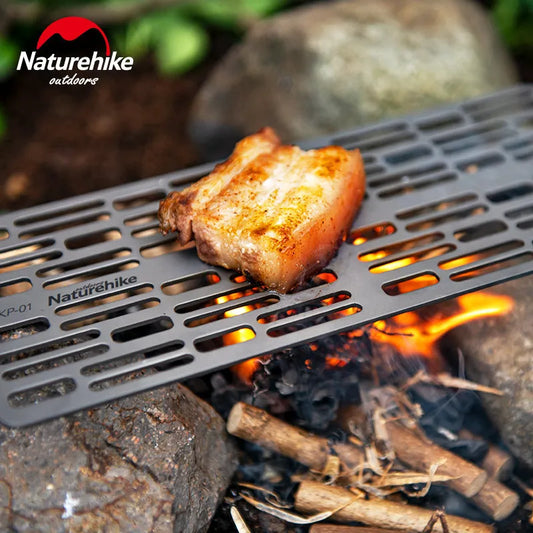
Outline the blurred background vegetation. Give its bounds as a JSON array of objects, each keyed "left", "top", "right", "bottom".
[
  {"left": 0, "top": 0, "right": 292, "bottom": 136},
  {"left": 0, "top": 0, "right": 532, "bottom": 211},
  {"left": 0, "top": 0, "right": 532, "bottom": 139},
  {"left": 0, "top": 0, "right": 286, "bottom": 72}
]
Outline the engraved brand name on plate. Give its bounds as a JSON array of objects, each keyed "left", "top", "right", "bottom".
[{"left": 48, "top": 275, "right": 138, "bottom": 306}]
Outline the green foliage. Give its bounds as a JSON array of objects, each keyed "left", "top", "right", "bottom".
[
  {"left": 2, "top": 0, "right": 289, "bottom": 78},
  {"left": 117, "top": 11, "right": 209, "bottom": 75},
  {"left": 117, "top": 0, "right": 287, "bottom": 75},
  {"left": 192, "top": 0, "right": 287, "bottom": 29},
  {"left": 0, "top": 37, "right": 19, "bottom": 80},
  {"left": 154, "top": 17, "right": 209, "bottom": 75},
  {"left": 493, "top": 0, "right": 533, "bottom": 52}
]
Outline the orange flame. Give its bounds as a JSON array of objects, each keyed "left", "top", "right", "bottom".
[
  {"left": 233, "top": 358, "right": 261, "bottom": 383},
  {"left": 361, "top": 292, "right": 514, "bottom": 358},
  {"left": 223, "top": 285, "right": 513, "bottom": 383}
]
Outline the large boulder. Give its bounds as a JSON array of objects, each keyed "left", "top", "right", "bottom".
[
  {"left": 446, "top": 276, "right": 533, "bottom": 468},
  {"left": 0, "top": 385, "right": 237, "bottom": 532},
  {"left": 190, "top": 0, "right": 517, "bottom": 158}
]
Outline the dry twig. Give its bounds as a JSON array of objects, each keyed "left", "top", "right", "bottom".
[
  {"left": 240, "top": 492, "right": 346, "bottom": 525},
  {"left": 230, "top": 505, "right": 251, "bottom": 533},
  {"left": 237, "top": 483, "right": 290, "bottom": 508},
  {"left": 403, "top": 371, "right": 503, "bottom": 396},
  {"left": 422, "top": 510, "right": 450, "bottom": 533}
]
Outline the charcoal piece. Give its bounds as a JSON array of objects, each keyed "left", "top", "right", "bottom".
[
  {"left": 236, "top": 447, "right": 300, "bottom": 502},
  {"left": 236, "top": 461, "right": 267, "bottom": 483},
  {"left": 406, "top": 384, "right": 498, "bottom": 463},
  {"left": 462, "top": 402, "right": 498, "bottom": 441},
  {"left": 209, "top": 372, "right": 243, "bottom": 418},
  {"left": 0, "top": 385, "right": 237, "bottom": 533},
  {"left": 295, "top": 384, "right": 340, "bottom": 430},
  {"left": 293, "top": 370, "right": 360, "bottom": 431},
  {"left": 410, "top": 385, "right": 479, "bottom": 434},
  {"left": 429, "top": 435, "right": 489, "bottom": 463},
  {"left": 422, "top": 485, "right": 488, "bottom": 523},
  {"left": 276, "top": 368, "right": 300, "bottom": 395},
  {"left": 238, "top": 340, "right": 364, "bottom": 431}
]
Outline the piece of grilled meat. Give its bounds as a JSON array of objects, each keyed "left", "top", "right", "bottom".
[{"left": 159, "top": 127, "right": 365, "bottom": 293}]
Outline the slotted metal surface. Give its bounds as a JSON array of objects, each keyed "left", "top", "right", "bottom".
[{"left": 1, "top": 85, "right": 532, "bottom": 427}]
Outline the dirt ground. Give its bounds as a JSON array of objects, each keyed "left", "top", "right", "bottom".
[{"left": 0, "top": 33, "right": 233, "bottom": 212}]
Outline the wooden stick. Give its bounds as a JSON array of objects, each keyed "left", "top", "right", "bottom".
[
  {"left": 310, "top": 525, "right": 408, "bottom": 533},
  {"left": 309, "top": 525, "right": 407, "bottom": 533},
  {"left": 386, "top": 421, "right": 487, "bottom": 497},
  {"left": 459, "top": 430, "right": 514, "bottom": 481},
  {"left": 422, "top": 511, "right": 450, "bottom": 533},
  {"left": 470, "top": 478, "right": 520, "bottom": 521},
  {"left": 227, "top": 402, "right": 364, "bottom": 471},
  {"left": 295, "top": 481, "right": 494, "bottom": 533}
]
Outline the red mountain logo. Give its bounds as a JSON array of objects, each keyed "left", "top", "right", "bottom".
[
  {"left": 16, "top": 16, "right": 133, "bottom": 86},
  {"left": 37, "top": 16, "right": 111, "bottom": 56}
]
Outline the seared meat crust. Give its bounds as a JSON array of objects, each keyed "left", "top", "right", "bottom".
[{"left": 159, "top": 127, "right": 365, "bottom": 293}]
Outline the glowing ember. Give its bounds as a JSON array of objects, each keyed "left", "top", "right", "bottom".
[
  {"left": 324, "top": 356, "right": 349, "bottom": 368},
  {"left": 229, "top": 290, "right": 514, "bottom": 383},
  {"left": 232, "top": 358, "right": 261, "bottom": 383}
]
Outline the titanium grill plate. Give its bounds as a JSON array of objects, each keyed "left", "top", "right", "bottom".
[{"left": 1, "top": 85, "right": 532, "bottom": 426}]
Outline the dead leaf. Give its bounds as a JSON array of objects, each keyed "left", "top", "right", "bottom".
[{"left": 239, "top": 493, "right": 347, "bottom": 524}]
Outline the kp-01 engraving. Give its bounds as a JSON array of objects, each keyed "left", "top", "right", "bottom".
[{"left": 0, "top": 302, "right": 32, "bottom": 318}]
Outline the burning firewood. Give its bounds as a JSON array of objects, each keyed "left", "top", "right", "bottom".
[
  {"left": 294, "top": 481, "right": 494, "bottom": 533},
  {"left": 384, "top": 421, "right": 487, "bottom": 498},
  {"left": 459, "top": 429, "right": 514, "bottom": 481},
  {"left": 309, "top": 526, "right": 408, "bottom": 533},
  {"left": 469, "top": 477, "right": 520, "bottom": 521},
  {"left": 227, "top": 402, "right": 364, "bottom": 472},
  {"left": 384, "top": 421, "right": 519, "bottom": 520},
  {"left": 227, "top": 400, "right": 520, "bottom": 529}
]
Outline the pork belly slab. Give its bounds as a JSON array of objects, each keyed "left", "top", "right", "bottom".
[{"left": 159, "top": 128, "right": 365, "bottom": 293}]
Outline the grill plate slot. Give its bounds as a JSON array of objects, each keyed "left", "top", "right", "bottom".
[{"left": 1, "top": 85, "right": 532, "bottom": 426}]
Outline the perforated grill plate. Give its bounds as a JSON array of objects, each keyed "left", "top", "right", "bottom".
[{"left": 1, "top": 86, "right": 532, "bottom": 426}]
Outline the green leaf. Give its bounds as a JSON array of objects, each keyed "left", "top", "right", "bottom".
[
  {"left": 493, "top": 0, "right": 533, "bottom": 50},
  {"left": 192, "top": 0, "right": 287, "bottom": 29},
  {"left": 154, "top": 18, "right": 209, "bottom": 75},
  {"left": 493, "top": 0, "right": 520, "bottom": 37},
  {"left": 0, "top": 37, "right": 19, "bottom": 80},
  {"left": 192, "top": 0, "right": 243, "bottom": 29},
  {"left": 118, "top": 16, "right": 156, "bottom": 58},
  {"left": 244, "top": 0, "right": 287, "bottom": 17}
]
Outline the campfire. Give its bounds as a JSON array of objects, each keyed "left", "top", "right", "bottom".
[
  {"left": 186, "top": 288, "right": 531, "bottom": 533},
  {"left": 1, "top": 87, "right": 532, "bottom": 530}
]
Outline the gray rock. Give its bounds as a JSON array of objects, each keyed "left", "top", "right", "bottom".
[
  {"left": 0, "top": 385, "right": 237, "bottom": 532},
  {"left": 190, "top": 0, "right": 517, "bottom": 158},
  {"left": 446, "top": 276, "right": 533, "bottom": 467}
]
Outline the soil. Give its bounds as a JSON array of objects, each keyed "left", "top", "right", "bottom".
[{"left": 0, "top": 34, "right": 233, "bottom": 212}]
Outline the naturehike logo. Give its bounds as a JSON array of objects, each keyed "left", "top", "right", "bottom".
[
  {"left": 48, "top": 275, "right": 138, "bottom": 307},
  {"left": 16, "top": 16, "right": 133, "bottom": 85}
]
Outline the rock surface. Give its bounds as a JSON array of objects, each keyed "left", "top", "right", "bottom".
[
  {"left": 447, "top": 276, "right": 533, "bottom": 468},
  {"left": 190, "top": 0, "right": 517, "bottom": 158},
  {"left": 0, "top": 385, "right": 237, "bottom": 532}
]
